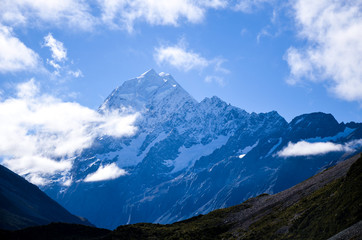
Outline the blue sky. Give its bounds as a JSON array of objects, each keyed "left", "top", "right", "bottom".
[{"left": 0, "top": 0, "right": 361, "bottom": 123}]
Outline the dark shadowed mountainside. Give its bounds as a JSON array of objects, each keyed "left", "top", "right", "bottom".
[{"left": 0, "top": 164, "right": 92, "bottom": 230}]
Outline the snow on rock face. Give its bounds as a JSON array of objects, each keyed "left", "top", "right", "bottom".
[
  {"left": 100, "top": 69, "right": 195, "bottom": 114},
  {"left": 170, "top": 134, "right": 230, "bottom": 173}
]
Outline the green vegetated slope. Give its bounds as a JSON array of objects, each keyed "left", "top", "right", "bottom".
[
  {"left": 236, "top": 153, "right": 362, "bottom": 240},
  {"left": 110, "top": 153, "right": 362, "bottom": 240},
  {"left": 1, "top": 153, "right": 361, "bottom": 240}
]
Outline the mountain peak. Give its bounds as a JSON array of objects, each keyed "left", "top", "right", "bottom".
[
  {"left": 139, "top": 69, "right": 158, "bottom": 78},
  {"left": 290, "top": 112, "right": 339, "bottom": 126},
  {"left": 288, "top": 112, "right": 342, "bottom": 139},
  {"left": 100, "top": 70, "right": 195, "bottom": 112}
]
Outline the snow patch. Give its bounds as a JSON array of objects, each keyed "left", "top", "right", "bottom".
[
  {"left": 159, "top": 72, "right": 169, "bottom": 77},
  {"left": 266, "top": 137, "right": 282, "bottom": 157},
  {"left": 163, "top": 160, "right": 174, "bottom": 167},
  {"left": 96, "top": 132, "right": 167, "bottom": 168},
  {"left": 238, "top": 140, "right": 259, "bottom": 155},
  {"left": 306, "top": 127, "right": 355, "bottom": 142},
  {"left": 170, "top": 135, "right": 230, "bottom": 173},
  {"left": 294, "top": 117, "right": 304, "bottom": 125}
]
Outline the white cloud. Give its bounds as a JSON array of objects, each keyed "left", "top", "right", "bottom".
[
  {"left": 256, "top": 28, "right": 273, "bottom": 43},
  {"left": 0, "top": 79, "right": 138, "bottom": 185},
  {"left": 0, "top": 0, "right": 280, "bottom": 33},
  {"left": 16, "top": 78, "right": 39, "bottom": 98},
  {"left": 155, "top": 40, "right": 229, "bottom": 86},
  {"left": 83, "top": 163, "right": 127, "bottom": 182},
  {"left": 277, "top": 140, "right": 355, "bottom": 157},
  {"left": 0, "top": 24, "right": 40, "bottom": 73},
  {"left": 200, "top": 0, "right": 228, "bottom": 8},
  {"left": 0, "top": 0, "right": 95, "bottom": 30},
  {"left": 42, "top": 33, "right": 84, "bottom": 79},
  {"left": 155, "top": 42, "right": 209, "bottom": 72},
  {"left": 286, "top": 0, "right": 362, "bottom": 102},
  {"left": 205, "top": 75, "right": 225, "bottom": 86},
  {"left": 68, "top": 69, "right": 83, "bottom": 78},
  {"left": 0, "top": 0, "right": 272, "bottom": 34},
  {"left": 154, "top": 39, "right": 230, "bottom": 86},
  {"left": 98, "top": 0, "right": 228, "bottom": 32},
  {"left": 234, "top": 0, "right": 273, "bottom": 13},
  {"left": 43, "top": 33, "right": 67, "bottom": 62},
  {"left": 47, "top": 59, "right": 61, "bottom": 70}
]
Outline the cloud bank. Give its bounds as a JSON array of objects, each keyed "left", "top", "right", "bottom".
[
  {"left": 0, "top": 0, "right": 95, "bottom": 30},
  {"left": 84, "top": 163, "right": 127, "bottom": 182},
  {"left": 99, "top": 0, "right": 227, "bottom": 32},
  {"left": 0, "top": 79, "right": 138, "bottom": 185},
  {"left": 277, "top": 140, "right": 361, "bottom": 157},
  {"left": 0, "top": 0, "right": 230, "bottom": 32},
  {"left": 286, "top": 0, "right": 362, "bottom": 102}
]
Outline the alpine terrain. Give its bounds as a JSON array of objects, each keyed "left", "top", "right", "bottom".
[{"left": 43, "top": 69, "right": 362, "bottom": 229}]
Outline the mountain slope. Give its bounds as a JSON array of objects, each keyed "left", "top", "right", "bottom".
[
  {"left": 0, "top": 164, "right": 92, "bottom": 230},
  {"left": 110, "top": 152, "right": 362, "bottom": 239},
  {"left": 42, "top": 70, "right": 362, "bottom": 229},
  {"left": 3, "top": 153, "right": 361, "bottom": 239}
]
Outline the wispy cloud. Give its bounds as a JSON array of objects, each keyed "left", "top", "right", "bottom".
[
  {"left": 0, "top": 79, "right": 138, "bottom": 185},
  {"left": 0, "top": 24, "right": 40, "bottom": 73},
  {"left": 0, "top": 0, "right": 280, "bottom": 34},
  {"left": 234, "top": 0, "right": 274, "bottom": 13},
  {"left": 84, "top": 163, "right": 127, "bottom": 182},
  {"left": 277, "top": 140, "right": 361, "bottom": 157},
  {"left": 42, "top": 33, "right": 83, "bottom": 78},
  {"left": 285, "top": 0, "right": 362, "bottom": 102},
  {"left": 0, "top": 0, "right": 95, "bottom": 30},
  {"left": 68, "top": 69, "right": 83, "bottom": 78},
  {"left": 205, "top": 75, "right": 225, "bottom": 86},
  {"left": 154, "top": 39, "right": 229, "bottom": 86},
  {"left": 43, "top": 33, "right": 67, "bottom": 62},
  {"left": 154, "top": 41, "right": 209, "bottom": 72},
  {"left": 99, "top": 0, "right": 227, "bottom": 32}
]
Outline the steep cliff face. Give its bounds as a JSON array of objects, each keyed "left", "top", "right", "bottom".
[{"left": 44, "top": 70, "right": 362, "bottom": 229}]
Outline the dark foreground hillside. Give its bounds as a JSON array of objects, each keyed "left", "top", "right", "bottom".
[
  {"left": 0, "top": 223, "right": 110, "bottom": 240},
  {"left": 1, "top": 153, "right": 361, "bottom": 239},
  {"left": 0, "top": 165, "right": 92, "bottom": 230}
]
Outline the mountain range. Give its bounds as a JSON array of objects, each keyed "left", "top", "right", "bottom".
[{"left": 37, "top": 69, "right": 362, "bottom": 230}]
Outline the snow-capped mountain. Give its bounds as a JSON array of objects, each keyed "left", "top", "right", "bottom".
[{"left": 45, "top": 70, "right": 362, "bottom": 229}]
